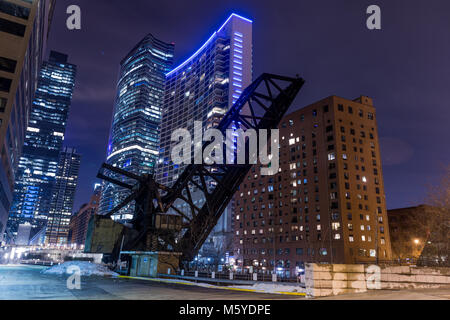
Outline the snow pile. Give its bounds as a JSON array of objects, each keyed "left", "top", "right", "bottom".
[
  {"left": 230, "top": 282, "right": 306, "bottom": 294},
  {"left": 149, "top": 276, "right": 305, "bottom": 295},
  {"left": 42, "top": 261, "right": 118, "bottom": 277}
]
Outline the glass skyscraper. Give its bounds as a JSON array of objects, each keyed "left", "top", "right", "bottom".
[
  {"left": 99, "top": 34, "right": 174, "bottom": 222},
  {"left": 156, "top": 14, "right": 253, "bottom": 260},
  {"left": 0, "top": 0, "right": 56, "bottom": 243},
  {"left": 6, "top": 51, "right": 76, "bottom": 245},
  {"left": 45, "top": 147, "right": 81, "bottom": 245}
]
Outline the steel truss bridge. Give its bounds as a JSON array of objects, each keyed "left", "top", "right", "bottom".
[{"left": 97, "top": 73, "right": 305, "bottom": 265}]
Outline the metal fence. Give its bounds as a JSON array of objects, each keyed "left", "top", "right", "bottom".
[{"left": 174, "top": 270, "right": 304, "bottom": 284}]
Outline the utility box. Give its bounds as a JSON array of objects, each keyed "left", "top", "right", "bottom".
[
  {"left": 84, "top": 215, "right": 123, "bottom": 254},
  {"left": 125, "top": 251, "right": 181, "bottom": 278}
]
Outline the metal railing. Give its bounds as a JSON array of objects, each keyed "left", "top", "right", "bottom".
[{"left": 170, "top": 270, "right": 305, "bottom": 284}]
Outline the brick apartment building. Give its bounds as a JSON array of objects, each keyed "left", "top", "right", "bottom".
[
  {"left": 233, "top": 95, "right": 392, "bottom": 276},
  {"left": 68, "top": 186, "right": 101, "bottom": 247}
]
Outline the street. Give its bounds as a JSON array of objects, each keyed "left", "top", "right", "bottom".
[
  {"left": 0, "top": 265, "right": 302, "bottom": 300},
  {"left": 1, "top": 265, "right": 448, "bottom": 300}
]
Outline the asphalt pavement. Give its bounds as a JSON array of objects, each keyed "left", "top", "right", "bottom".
[
  {"left": 1, "top": 265, "right": 448, "bottom": 300},
  {"left": 0, "top": 265, "right": 302, "bottom": 300}
]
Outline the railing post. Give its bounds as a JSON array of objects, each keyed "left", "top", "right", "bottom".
[
  {"left": 181, "top": 269, "right": 185, "bottom": 276},
  {"left": 195, "top": 271, "right": 198, "bottom": 278},
  {"left": 211, "top": 272, "right": 215, "bottom": 279},
  {"left": 229, "top": 272, "right": 233, "bottom": 280}
]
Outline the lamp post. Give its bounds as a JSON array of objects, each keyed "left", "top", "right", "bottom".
[{"left": 413, "top": 239, "right": 420, "bottom": 264}]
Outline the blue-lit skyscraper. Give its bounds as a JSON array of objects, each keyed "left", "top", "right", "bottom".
[
  {"left": 99, "top": 35, "right": 174, "bottom": 222},
  {"left": 6, "top": 51, "right": 76, "bottom": 244},
  {"left": 46, "top": 147, "right": 81, "bottom": 245},
  {"left": 0, "top": 0, "right": 56, "bottom": 244},
  {"left": 156, "top": 14, "right": 253, "bottom": 259}
]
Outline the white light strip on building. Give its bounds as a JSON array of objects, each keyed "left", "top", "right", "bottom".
[
  {"left": 107, "top": 145, "right": 158, "bottom": 160},
  {"left": 166, "top": 13, "right": 252, "bottom": 76}
]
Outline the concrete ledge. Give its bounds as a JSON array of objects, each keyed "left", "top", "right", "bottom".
[
  {"left": 333, "top": 264, "right": 365, "bottom": 273},
  {"left": 305, "top": 263, "right": 450, "bottom": 298}
]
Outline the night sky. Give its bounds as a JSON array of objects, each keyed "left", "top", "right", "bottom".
[{"left": 45, "top": 0, "right": 450, "bottom": 212}]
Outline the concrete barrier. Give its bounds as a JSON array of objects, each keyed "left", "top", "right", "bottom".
[{"left": 305, "top": 263, "right": 450, "bottom": 298}]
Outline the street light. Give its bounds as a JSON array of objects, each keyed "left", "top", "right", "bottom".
[{"left": 413, "top": 239, "right": 420, "bottom": 245}]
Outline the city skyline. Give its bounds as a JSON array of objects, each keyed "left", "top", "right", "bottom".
[
  {"left": 0, "top": 0, "right": 56, "bottom": 243},
  {"left": 6, "top": 51, "right": 77, "bottom": 245},
  {"left": 0, "top": 0, "right": 448, "bottom": 303},
  {"left": 45, "top": 0, "right": 450, "bottom": 214}
]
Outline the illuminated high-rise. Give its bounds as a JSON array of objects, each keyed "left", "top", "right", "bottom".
[
  {"left": 99, "top": 34, "right": 174, "bottom": 222},
  {"left": 156, "top": 13, "right": 253, "bottom": 260},
  {"left": 6, "top": 51, "right": 76, "bottom": 244},
  {"left": 0, "top": 0, "right": 56, "bottom": 243},
  {"left": 234, "top": 96, "right": 393, "bottom": 276},
  {"left": 45, "top": 147, "right": 81, "bottom": 245}
]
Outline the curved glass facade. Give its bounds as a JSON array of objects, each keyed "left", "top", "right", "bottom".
[
  {"left": 99, "top": 34, "right": 174, "bottom": 222},
  {"left": 157, "top": 14, "right": 253, "bottom": 186},
  {"left": 156, "top": 14, "right": 253, "bottom": 260}
]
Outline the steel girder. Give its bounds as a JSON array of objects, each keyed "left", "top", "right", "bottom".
[{"left": 97, "top": 73, "right": 305, "bottom": 264}]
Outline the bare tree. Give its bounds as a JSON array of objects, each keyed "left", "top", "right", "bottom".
[{"left": 418, "top": 166, "right": 450, "bottom": 265}]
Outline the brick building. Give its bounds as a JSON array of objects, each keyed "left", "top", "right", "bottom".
[
  {"left": 68, "top": 185, "right": 101, "bottom": 247},
  {"left": 233, "top": 95, "right": 392, "bottom": 276}
]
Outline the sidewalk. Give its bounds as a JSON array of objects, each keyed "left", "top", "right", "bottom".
[{"left": 118, "top": 275, "right": 307, "bottom": 297}]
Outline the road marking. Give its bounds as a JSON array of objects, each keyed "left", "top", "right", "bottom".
[{"left": 275, "top": 291, "right": 306, "bottom": 296}]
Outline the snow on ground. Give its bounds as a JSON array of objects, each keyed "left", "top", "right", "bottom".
[
  {"left": 143, "top": 276, "right": 306, "bottom": 295},
  {"left": 229, "top": 282, "right": 306, "bottom": 294},
  {"left": 42, "top": 261, "right": 118, "bottom": 277}
]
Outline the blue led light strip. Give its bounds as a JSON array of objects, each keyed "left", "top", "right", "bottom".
[{"left": 166, "top": 13, "right": 252, "bottom": 77}]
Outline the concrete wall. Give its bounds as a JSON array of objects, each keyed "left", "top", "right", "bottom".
[
  {"left": 380, "top": 266, "right": 450, "bottom": 290},
  {"left": 305, "top": 263, "right": 450, "bottom": 297},
  {"left": 84, "top": 216, "right": 123, "bottom": 254}
]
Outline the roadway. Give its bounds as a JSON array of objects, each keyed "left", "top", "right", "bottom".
[
  {"left": 1, "top": 265, "right": 448, "bottom": 300},
  {"left": 0, "top": 265, "right": 302, "bottom": 300}
]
